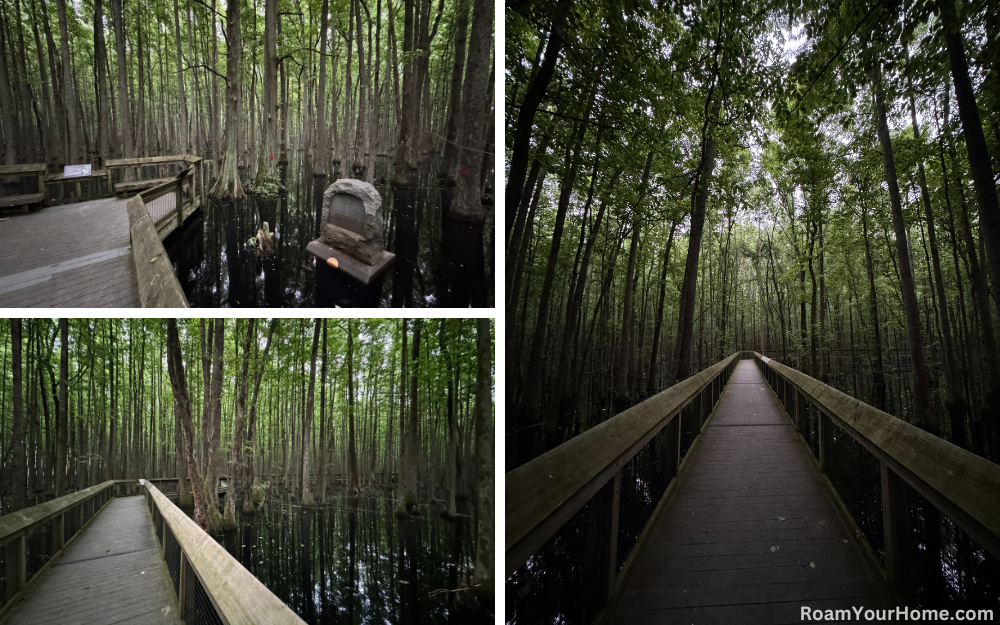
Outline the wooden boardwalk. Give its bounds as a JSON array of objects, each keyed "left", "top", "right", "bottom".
[
  {"left": 4, "top": 495, "right": 180, "bottom": 624},
  {"left": 609, "top": 360, "right": 892, "bottom": 624},
  {"left": 0, "top": 197, "right": 140, "bottom": 307}
]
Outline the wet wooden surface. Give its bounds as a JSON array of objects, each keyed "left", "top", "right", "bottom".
[
  {"left": 0, "top": 197, "right": 140, "bottom": 307},
  {"left": 609, "top": 360, "right": 892, "bottom": 624},
  {"left": 4, "top": 496, "right": 180, "bottom": 624}
]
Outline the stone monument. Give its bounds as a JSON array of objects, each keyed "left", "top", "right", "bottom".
[
  {"left": 306, "top": 178, "right": 395, "bottom": 304},
  {"left": 319, "top": 179, "right": 384, "bottom": 265}
]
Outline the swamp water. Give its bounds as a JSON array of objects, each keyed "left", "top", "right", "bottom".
[
  {"left": 194, "top": 492, "right": 489, "bottom": 624},
  {"left": 164, "top": 160, "right": 494, "bottom": 307}
]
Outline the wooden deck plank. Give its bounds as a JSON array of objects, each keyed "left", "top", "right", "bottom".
[
  {"left": 4, "top": 496, "right": 181, "bottom": 625},
  {"left": 610, "top": 360, "right": 892, "bottom": 624},
  {"left": 0, "top": 196, "right": 141, "bottom": 307}
]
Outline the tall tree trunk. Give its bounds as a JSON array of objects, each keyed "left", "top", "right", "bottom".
[
  {"left": 93, "top": 0, "right": 111, "bottom": 165},
  {"left": 317, "top": 320, "right": 328, "bottom": 500},
  {"left": 301, "top": 319, "right": 321, "bottom": 505},
  {"left": 647, "top": 221, "right": 678, "bottom": 395},
  {"left": 439, "top": 0, "right": 469, "bottom": 178},
  {"left": 243, "top": 319, "right": 276, "bottom": 511},
  {"left": 255, "top": 0, "right": 279, "bottom": 187},
  {"left": 505, "top": 0, "right": 572, "bottom": 230},
  {"left": 0, "top": 9, "right": 18, "bottom": 165},
  {"left": 674, "top": 102, "right": 720, "bottom": 382},
  {"left": 11, "top": 319, "right": 27, "bottom": 511},
  {"left": 110, "top": 0, "right": 132, "bottom": 156},
  {"left": 347, "top": 319, "right": 360, "bottom": 494},
  {"left": 211, "top": 0, "right": 244, "bottom": 198},
  {"left": 859, "top": 193, "right": 888, "bottom": 411},
  {"left": 54, "top": 319, "right": 68, "bottom": 497},
  {"left": 939, "top": 0, "right": 1000, "bottom": 310},
  {"left": 316, "top": 0, "right": 329, "bottom": 170},
  {"left": 203, "top": 319, "right": 224, "bottom": 531},
  {"left": 449, "top": 0, "right": 491, "bottom": 221},
  {"left": 872, "top": 63, "right": 935, "bottom": 433},
  {"left": 165, "top": 319, "right": 213, "bottom": 533},
  {"left": 472, "top": 317, "right": 493, "bottom": 600},
  {"left": 55, "top": 0, "right": 78, "bottom": 163}
]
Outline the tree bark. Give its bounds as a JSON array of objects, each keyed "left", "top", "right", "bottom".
[
  {"left": 110, "top": 0, "right": 132, "bottom": 156},
  {"left": 255, "top": 0, "right": 279, "bottom": 187},
  {"left": 450, "top": 0, "right": 491, "bottom": 221},
  {"left": 872, "top": 63, "right": 935, "bottom": 433},
  {"left": 301, "top": 319, "right": 321, "bottom": 505},
  {"left": 55, "top": 0, "right": 78, "bottom": 163},
  {"left": 211, "top": 0, "right": 244, "bottom": 198},
  {"left": 165, "top": 319, "right": 213, "bottom": 532},
  {"left": 11, "top": 319, "right": 27, "bottom": 511},
  {"left": 472, "top": 317, "right": 494, "bottom": 599}
]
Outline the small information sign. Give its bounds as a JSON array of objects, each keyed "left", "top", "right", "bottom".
[{"left": 63, "top": 164, "right": 92, "bottom": 178}]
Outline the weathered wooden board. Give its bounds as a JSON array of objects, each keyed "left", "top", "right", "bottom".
[
  {"left": 0, "top": 481, "right": 117, "bottom": 546},
  {"left": 126, "top": 196, "right": 190, "bottom": 308},
  {"left": 147, "top": 483, "right": 305, "bottom": 624},
  {"left": 115, "top": 177, "right": 175, "bottom": 193},
  {"left": 609, "top": 361, "right": 891, "bottom": 624},
  {"left": 758, "top": 354, "right": 1000, "bottom": 557},
  {"left": 506, "top": 353, "right": 739, "bottom": 574},
  {"left": 0, "top": 192, "right": 45, "bottom": 208},
  {"left": 0, "top": 163, "right": 47, "bottom": 174},
  {"left": 3, "top": 495, "right": 181, "bottom": 625}
]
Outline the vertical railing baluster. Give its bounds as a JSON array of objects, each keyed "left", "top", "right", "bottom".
[
  {"left": 584, "top": 476, "right": 617, "bottom": 621},
  {"left": 818, "top": 412, "right": 830, "bottom": 471},
  {"left": 881, "top": 461, "right": 912, "bottom": 602}
]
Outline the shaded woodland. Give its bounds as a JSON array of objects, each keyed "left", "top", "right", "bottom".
[
  {"left": 506, "top": 0, "right": 1000, "bottom": 468},
  {"left": 0, "top": 317, "right": 495, "bottom": 610},
  {"left": 0, "top": 0, "right": 494, "bottom": 220}
]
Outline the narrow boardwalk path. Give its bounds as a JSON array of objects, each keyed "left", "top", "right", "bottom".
[
  {"left": 5, "top": 496, "right": 180, "bottom": 624},
  {"left": 610, "top": 360, "right": 892, "bottom": 624},
  {"left": 0, "top": 198, "right": 140, "bottom": 307}
]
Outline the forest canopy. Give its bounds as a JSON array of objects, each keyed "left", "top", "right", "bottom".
[
  {"left": 505, "top": 0, "right": 1000, "bottom": 468},
  {"left": 0, "top": 0, "right": 494, "bottom": 211}
]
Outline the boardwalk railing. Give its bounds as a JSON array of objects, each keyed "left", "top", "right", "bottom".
[
  {"left": 506, "top": 352, "right": 741, "bottom": 625},
  {"left": 144, "top": 481, "right": 304, "bottom": 624},
  {"left": 752, "top": 352, "right": 1000, "bottom": 605},
  {"left": 0, "top": 480, "right": 139, "bottom": 620}
]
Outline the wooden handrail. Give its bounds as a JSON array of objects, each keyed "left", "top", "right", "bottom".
[
  {"left": 145, "top": 482, "right": 305, "bottom": 624},
  {"left": 0, "top": 480, "right": 131, "bottom": 546},
  {"left": 754, "top": 352, "right": 1000, "bottom": 558},
  {"left": 506, "top": 352, "right": 740, "bottom": 576},
  {"left": 106, "top": 155, "right": 202, "bottom": 168},
  {"left": 0, "top": 163, "right": 47, "bottom": 174}
]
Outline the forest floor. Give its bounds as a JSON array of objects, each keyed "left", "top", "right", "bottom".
[{"left": 0, "top": 198, "right": 140, "bottom": 307}]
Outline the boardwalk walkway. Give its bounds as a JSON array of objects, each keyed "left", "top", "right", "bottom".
[
  {"left": 0, "top": 198, "right": 140, "bottom": 307},
  {"left": 4, "top": 496, "right": 180, "bottom": 625},
  {"left": 609, "top": 360, "right": 892, "bottom": 624}
]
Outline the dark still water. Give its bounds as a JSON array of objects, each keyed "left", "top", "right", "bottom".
[
  {"left": 164, "top": 160, "right": 494, "bottom": 307},
  {"left": 209, "top": 493, "right": 489, "bottom": 625}
]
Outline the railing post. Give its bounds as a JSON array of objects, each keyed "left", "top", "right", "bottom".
[
  {"left": 54, "top": 513, "right": 65, "bottom": 550},
  {"left": 199, "top": 161, "right": 206, "bottom": 208},
  {"left": 179, "top": 550, "right": 187, "bottom": 620},
  {"left": 881, "top": 461, "right": 912, "bottom": 602},
  {"left": 818, "top": 412, "right": 831, "bottom": 472},
  {"left": 176, "top": 180, "right": 184, "bottom": 231},
  {"left": 584, "top": 475, "right": 617, "bottom": 621}
]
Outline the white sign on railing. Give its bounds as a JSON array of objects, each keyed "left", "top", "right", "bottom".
[{"left": 63, "top": 164, "right": 92, "bottom": 178}]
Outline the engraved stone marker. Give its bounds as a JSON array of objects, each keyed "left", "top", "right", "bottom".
[{"left": 320, "top": 179, "right": 384, "bottom": 265}]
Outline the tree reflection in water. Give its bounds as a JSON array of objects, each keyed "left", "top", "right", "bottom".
[{"left": 213, "top": 492, "right": 485, "bottom": 624}]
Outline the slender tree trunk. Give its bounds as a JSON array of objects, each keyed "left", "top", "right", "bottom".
[
  {"left": 449, "top": 0, "right": 491, "bottom": 221},
  {"left": 0, "top": 9, "right": 18, "bottom": 165},
  {"left": 347, "top": 319, "right": 360, "bottom": 494},
  {"left": 165, "top": 319, "right": 213, "bottom": 532},
  {"left": 472, "top": 317, "right": 493, "bottom": 600},
  {"left": 55, "top": 0, "right": 78, "bottom": 163},
  {"left": 11, "top": 319, "right": 27, "bottom": 511},
  {"left": 301, "top": 319, "right": 321, "bottom": 505},
  {"left": 110, "top": 0, "right": 132, "bottom": 156},
  {"left": 255, "top": 0, "right": 279, "bottom": 187},
  {"left": 872, "top": 63, "right": 935, "bottom": 433},
  {"left": 211, "top": 0, "right": 244, "bottom": 198}
]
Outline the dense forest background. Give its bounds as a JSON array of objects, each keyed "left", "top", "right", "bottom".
[
  {"left": 506, "top": 0, "right": 1000, "bottom": 468},
  {"left": 0, "top": 317, "right": 494, "bottom": 596},
  {"left": 0, "top": 0, "right": 493, "bottom": 216}
]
